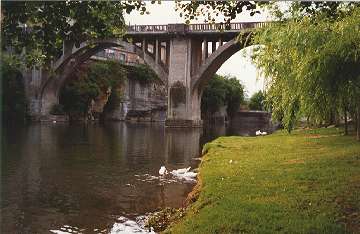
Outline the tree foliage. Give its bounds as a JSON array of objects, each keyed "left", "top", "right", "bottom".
[
  {"left": 253, "top": 6, "right": 360, "bottom": 133},
  {"left": 59, "top": 61, "right": 126, "bottom": 117},
  {"left": 2, "top": 1, "right": 147, "bottom": 66},
  {"left": 1, "top": 56, "right": 27, "bottom": 122},
  {"left": 201, "top": 74, "right": 245, "bottom": 117},
  {"left": 248, "top": 91, "right": 265, "bottom": 111},
  {"left": 175, "top": 1, "right": 261, "bottom": 25},
  {"left": 124, "top": 64, "right": 160, "bottom": 85}
]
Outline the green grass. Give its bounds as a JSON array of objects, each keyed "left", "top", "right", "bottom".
[{"left": 166, "top": 128, "right": 360, "bottom": 234}]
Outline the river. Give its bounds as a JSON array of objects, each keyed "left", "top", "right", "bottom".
[{"left": 1, "top": 121, "right": 269, "bottom": 233}]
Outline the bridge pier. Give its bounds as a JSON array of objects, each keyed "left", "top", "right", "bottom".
[{"left": 165, "top": 37, "right": 203, "bottom": 127}]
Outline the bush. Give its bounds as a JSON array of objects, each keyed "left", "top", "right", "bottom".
[
  {"left": 1, "top": 56, "right": 27, "bottom": 122},
  {"left": 59, "top": 60, "right": 126, "bottom": 117},
  {"left": 124, "top": 64, "right": 159, "bottom": 84},
  {"left": 201, "top": 74, "right": 245, "bottom": 117},
  {"left": 248, "top": 90, "right": 265, "bottom": 111}
]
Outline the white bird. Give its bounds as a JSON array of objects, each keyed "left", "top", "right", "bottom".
[
  {"left": 159, "top": 166, "right": 168, "bottom": 176},
  {"left": 52, "top": 120, "right": 57, "bottom": 123},
  {"left": 172, "top": 167, "right": 191, "bottom": 174},
  {"left": 256, "top": 130, "right": 267, "bottom": 136},
  {"left": 170, "top": 167, "right": 197, "bottom": 181}
]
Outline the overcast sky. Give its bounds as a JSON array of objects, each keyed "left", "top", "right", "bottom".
[{"left": 125, "top": 2, "right": 270, "bottom": 97}]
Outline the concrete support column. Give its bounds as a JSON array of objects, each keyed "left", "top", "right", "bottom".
[
  {"left": 155, "top": 39, "right": 159, "bottom": 64},
  {"left": 142, "top": 39, "right": 147, "bottom": 52},
  {"left": 212, "top": 41, "right": 216, "bottom": 54},
  {"left": 202, "top": 39, "right": 208, "bottom": 62},
  {"left": 165, "top": 40, "right": 170, "bottom": 66},
  {"left": 165, "top": 37, "right": 202, "bottom": 127},
  {"left": 219, "top": 38, "right": 223, "bottom": 46},
  {"left": 191, "top": 39, "right": 202, "bottom": 76}
]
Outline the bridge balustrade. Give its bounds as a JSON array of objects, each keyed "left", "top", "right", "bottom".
[
  {"left": 127, "top": 22, "right": 271, "bottom": 33},
  {"left": 127, "top": 24, "right": 168, "bottom": 32}
]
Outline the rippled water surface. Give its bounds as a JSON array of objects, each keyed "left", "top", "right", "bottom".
[{"left": 1, "top": 121, "right": 270, "bottom": 233}]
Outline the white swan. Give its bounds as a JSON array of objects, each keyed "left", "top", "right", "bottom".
[
  {"left": 170, "top": 167, "right": 197, "bottom": 181},
  {"left": 256, "top": 130, "right": 267, "bottom": 136},
  {"left": 159, "top": 166, "right": 168, "bottom": 176},
  {"left": 172, "top": 167, "right": 191, "bottom": 174}
]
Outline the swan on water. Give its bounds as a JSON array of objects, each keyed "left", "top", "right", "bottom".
[
  {"left": 158, "top": 166, "right": 197, "bottom": 181},
  {"left": 172, "top": 167, "right": 191, "bottom": 174},
  {"left": 159, "top": 166, "right": 168, "bottom": 176},
  {"left": 170, "top": 167, "right": 197, "bottom": 180}
]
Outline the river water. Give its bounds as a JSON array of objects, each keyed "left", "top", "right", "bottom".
[{"left": 1, "top": 121, "right": 269, "bottom": 233}]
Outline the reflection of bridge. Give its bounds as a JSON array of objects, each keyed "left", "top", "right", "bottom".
[{"left": 26, "top": 22, "right": 269, "bottom": 126}]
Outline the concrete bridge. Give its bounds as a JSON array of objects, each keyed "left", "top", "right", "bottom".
[{"left": 26, "top": 21, "right": 269, "bottom": 127}]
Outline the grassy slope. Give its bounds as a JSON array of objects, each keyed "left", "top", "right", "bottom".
[{"left": 167, "top": 128, "right": 360, "bottom": 234}]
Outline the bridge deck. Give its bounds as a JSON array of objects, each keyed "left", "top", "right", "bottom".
[{"left": 126, "top": 22, "right": 270, "bottom": 35}]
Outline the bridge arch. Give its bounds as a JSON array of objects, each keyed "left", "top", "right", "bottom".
[
  {"left": 39, "top": 39, "right": 168, "bottom": 115},
  {"left": 191, "top": 32, "right": 254, "bottom": 94}
]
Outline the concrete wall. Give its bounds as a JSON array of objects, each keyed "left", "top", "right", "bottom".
[
  {"left": 106, "top": 78, "right": 167, "bottom": 122},
  {"left": 230, "top": 111, "right": 273, "bottom": 136}
]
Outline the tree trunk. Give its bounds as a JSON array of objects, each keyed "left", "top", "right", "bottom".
[
  {"left": 357, "top": 104, "right": 360, "bottom": 141},
  {"left": 354, "top": 112, "right": 358, "bottom": 134},
  {"left": 342, "top": 102, "right": 348, "bottom": 135},
  {"left": 344, "top": 109, "right": 348, "bottom": 136}
]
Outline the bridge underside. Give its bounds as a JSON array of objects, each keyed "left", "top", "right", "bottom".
[{"left": 26, "top": 22, "right": 264, "bottom": 127}]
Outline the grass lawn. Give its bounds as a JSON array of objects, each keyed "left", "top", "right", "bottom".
[{"left": 166, "top": 128, "right": 360, "bottom": 234}]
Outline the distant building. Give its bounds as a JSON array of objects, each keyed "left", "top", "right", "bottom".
[{"left": 91, "top": 47, "right": 143, "bottom": 65}]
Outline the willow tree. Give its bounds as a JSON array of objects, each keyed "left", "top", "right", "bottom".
[{"left": 253, "top": 6, "right": 360, "bottom": 139}]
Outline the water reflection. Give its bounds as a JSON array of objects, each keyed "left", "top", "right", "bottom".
[
  {"left": 1, "top": 120, "right": 272, "bottom": 233},
  {"left": 1, "top": 122, "right": 202, "bottom": 233}
]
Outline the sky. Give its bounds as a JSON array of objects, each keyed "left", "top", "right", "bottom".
[{"left": 125, "top": 1, "right": 271, "bottom": 97}]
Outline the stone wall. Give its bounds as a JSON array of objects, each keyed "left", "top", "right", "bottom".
[
  {"left": 106, "top": 79, "right": 167, "bottom": 122},
  {"left": 230, "top": 111, "right": 274, "bottom": 136}
]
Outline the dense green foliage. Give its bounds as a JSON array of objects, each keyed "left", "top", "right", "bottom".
[
  {"left": 248, "top": 90, "right": 265, "bottom": 111},
  {"left": 168, "top": 127, "right": 360, "bottom": 233},
  {"left": 2, "top": 1, "right": 147, "bottom": 66},
  {"left": 252, "top": 5, "right": 360, "bottom": 134},
  {"left": 124, "top": 64, "right": 160, "bottom": 85},
  {"left": 59, "top": 61, "right": 126, "bottom": 118},
  {"left": 1, "top": 56, "right": 27, "bottom": 122},
  {"left": 201, "top": 74, "right": 245, "bottom": 117}
]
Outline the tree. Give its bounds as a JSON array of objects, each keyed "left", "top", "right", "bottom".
[
  {"left": 1, "top": 56, "right": 27, "bottom": 122},
  {"left": 201, "top": 74, "right": 245, "bottom": 118},
  {"left": 175, "top": 1, "right": 260, "bottom": 25},
  {"left": 2, "top": 1, "right": 148, "bottom": 67},
  {"left": 59, "top": 60, "right": 126, "bottom": 118},
  {"left": 124, "top": 64, "right": 160, "bottom": 85},
  {"left": 248, "top": 91, "right": 265, "bottom": 111},
  {"left": 252, "top": 6, "right": 360, "bottom": 137}
]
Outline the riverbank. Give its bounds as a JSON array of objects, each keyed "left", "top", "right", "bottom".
[{"left": 166, "top": 127, "right": 360, "bottom": 233}]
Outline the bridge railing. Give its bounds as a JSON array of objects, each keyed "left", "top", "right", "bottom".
[
  {"left": 187, "top": 22, "right": 270, "bottom": 31},
  {"left": 127, "top": 22, "right": 271, "bottom": 33},
  {"left": 127, "top": 24, "right": 168, "bottom": 32}
]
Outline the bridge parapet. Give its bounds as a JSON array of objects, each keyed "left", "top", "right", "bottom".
[{"left": 126, "top": 22, "right": 270, "bottom": 34}]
